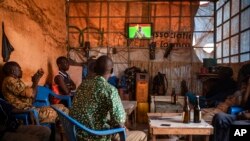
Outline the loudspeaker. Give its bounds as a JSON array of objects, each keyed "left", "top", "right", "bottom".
[
  {"left": 84, "top": 41, "right": 90, "bottom": 58},
  {"left": 164, "top": 43, "right": 174, "bottom": 58},
  {"left": 149, "top": 42, "right": 156, "bottom": 60},
  {"left": 85, "top": 41, "right": 90, "bottom": 49},
  {"left": 136, "top": 73, "right": 149, "bottom": 102}
]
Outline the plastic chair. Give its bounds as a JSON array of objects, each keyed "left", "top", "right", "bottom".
[
  {"left": 51, "top": 105, "right": 126, "bottom": 141},
  {"left": 0, "top": 97, "right": 38, "bottom": 125},
  {"left": 33, "top": 85, "right": 72, "bottom": 107},
  {"left": 227, "top": 105, "right": 245, "bottom": 115},
  {"left": 13, "top": 108, "right": 40, "bottom": 125},
  {"left": 14, "top": 108, "right": 56, "bottom": 141},
  {"left": 1, "top": 94, "right": 56, "bottom": 140},
  {"left": 32, "top": 85, "right": 70, "bottom": 141}
]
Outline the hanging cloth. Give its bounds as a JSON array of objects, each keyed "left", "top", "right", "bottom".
[{"left": 2, "top": 22, "right": 14, "bottom": 62}]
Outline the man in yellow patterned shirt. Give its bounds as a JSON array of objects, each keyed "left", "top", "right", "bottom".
[{"left": 2, "top": 61, "right": 68, "bottom": 123}]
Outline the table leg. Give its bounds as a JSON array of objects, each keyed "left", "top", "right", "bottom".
[
  {"left": 205, "top": 135, "right": 209, "bottom": 141},
  {"left": 188, "top": 135, "right": 192, "bottom": 141},
  {"left": 152, "top": 135, "right": 156, "bottom": 141},
  {"left": 125, "top": 115, "right": 129, "bottom": 127},
  {"left": 134, "top": 108, "right": 137, "bottom": 128}
]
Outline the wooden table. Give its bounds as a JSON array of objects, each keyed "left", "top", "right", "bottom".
[
  {"left": 148, "top": 113, "right": 213, "bottom": 141},
  {"left": 122, "top": 100, "right": 137, "bottom": 128}
]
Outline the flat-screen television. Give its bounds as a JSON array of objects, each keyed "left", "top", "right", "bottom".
[{"left": 127, "top": 23, "right": 152, "bottom": 39}]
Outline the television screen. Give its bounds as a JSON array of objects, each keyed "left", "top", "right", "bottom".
[{"left": 128, "top": 23, "right": 152, "bottom": 39}]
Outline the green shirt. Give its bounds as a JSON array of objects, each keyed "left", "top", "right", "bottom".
[{"left": 70, "top": 76, "right": 126, "bottom": 141}]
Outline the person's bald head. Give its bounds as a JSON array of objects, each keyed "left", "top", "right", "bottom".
[
  {"left": 94, "top": 55, "right": 113, "bottom": 76},
  {"left": 2, "top": 61, "right": 22, "bottom": 78}
]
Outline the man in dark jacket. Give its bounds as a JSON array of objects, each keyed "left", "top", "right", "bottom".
[{"left": 187, "top": 66, "right": 238, "bottom": 108}]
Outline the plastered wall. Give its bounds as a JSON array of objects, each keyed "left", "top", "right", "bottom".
[{"left": 0, "top": 0, "right": 68, "bottom": 86}]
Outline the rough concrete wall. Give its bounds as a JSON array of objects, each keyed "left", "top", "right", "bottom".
[{"left": 0, "top": 0, "right": 67, "bottom": 86}]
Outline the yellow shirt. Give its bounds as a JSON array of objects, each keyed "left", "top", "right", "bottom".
[{"left": 2, "top": 76, "right": 34, "bottom": 109}]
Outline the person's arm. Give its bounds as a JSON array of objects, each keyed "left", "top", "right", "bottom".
[
  {"left": 54, "top": 75, "right": 71, "bottom": 95},
  {"left": 237, "top": 110, "right": 250, "bottom": 120},
  {"left": 141, "top": 31, "right": 145, "bottom": 37},
  {"left": 242, "top": 112, "right": 250, "bottom": 120},
  {"left": 12, "top": 108, "right": 33, "bottom": 114},
  {"left": 3, "top": 79, "right": 34, "bottom": 109},
  {"left": 31, "top": 68, "right": 44, "bottom": 99},
  {"left": 241, "top": 78, "right": 250, "bottom": 106},
  {"left": 134, "top": 32, "right": 138, "bottom": 38},
  {"left": 5, "top": 77, "right": 33, "bottom": 98},
  {"left": 0, "top": 99, "right": 30, "bottom": 115},
  {"left": 109, "top": 87, "right": 126, "bottom": 127},
  {"left": 69, "top": 79, "right": 76, "bottom": 90}
]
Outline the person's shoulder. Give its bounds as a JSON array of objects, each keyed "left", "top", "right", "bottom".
[
  {"left": 108, "top": 82, "right": 118, "bottom": 91},
  {"left": 90, "top": 76, "right": 106, "bottom": 88},
  {"left": 55, "top": 74, "right": 62, "bottom": 78},
  {"left": 94, "top": 76, "right": 117, "bottom": 91},
  {"left": 4, "top": 76, "right": 15, "bottom": 80},
  {"left": 94, "top": 75, "right": 105, "bottom": 82},
  {"left": 2, "top": 76, "right": 18, "bottom": 84},
  {"left": 80, "top": 77, "right": 94, "bottom": 87},
  {"left": 54, "top": 74, "right": 63, "bottom": 81}
]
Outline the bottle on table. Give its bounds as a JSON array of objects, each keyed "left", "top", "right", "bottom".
[
  {"left": 193, "top": 95, "right": 201, "bottom": 123},
  {"left": 171, "top": 88, "right": 177, "bottom": 105},
  {"left": 183, "top": 96, "right": 190, "bottom": 123},
  {"left": 150, "top": 96, "right": 155, "bottom": 113}
]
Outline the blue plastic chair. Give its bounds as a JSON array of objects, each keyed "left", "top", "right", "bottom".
[
  {"left": 227, "top": 105, "right": 245, "bottom": 115},
  {"left": 14, "top": 113, "right": 31, "bottom": 125},
  {"left": 14, "top": 108, "right": 56, "bottom": 141},
  {"left": 0, "top": 97, "right": 38, "bottom": 125},
  {"left": 13, "top": 108, "right": 40, "bottom": 125},
  {"left": 51, "top": 105, "right": 126, "bottom": 141},
  {"left": 1, "top": 92, "right": 57, "bottom": 140},
  {"left": 32, "top": 85, "right": 71, "bottom": 141},
  {"left": 33, "top": 85, "right": 72, "bottom": 107}
]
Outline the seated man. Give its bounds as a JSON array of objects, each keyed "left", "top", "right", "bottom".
[
  {"left": 211, "top": 77, "right": 250, "bottom": 141},
  {"left": 0, "top": 98, "right": 51, "bottom": 141},
  {"left": 202, "top": 63, "right": 250, "bottom": 122},
  {"left": 1, "top": 61, "right": 69, "bottom": 123},
  {"left": 187, "top": 66, "right": 237, "bottom": 108},
  {"left": 53, "top": 56, "right": 76, "bottom": 104},
  {"left": 202, "top": 76, "right": 249, "bottom": 122},
  {"left": 70, "top": 55, "right": 147, "bottom": 141}
]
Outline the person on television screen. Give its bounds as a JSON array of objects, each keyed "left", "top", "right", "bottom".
[{"left": 134, "top": 25, "right": 145, "bottom": 39}]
